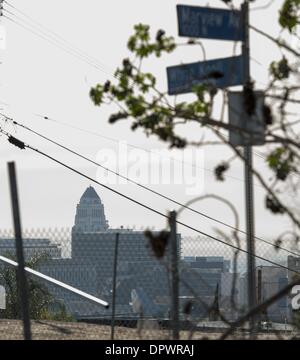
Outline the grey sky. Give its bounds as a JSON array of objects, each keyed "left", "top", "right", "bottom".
[{"left": 0, "top": 0, "right": 295, "bottom": 246}]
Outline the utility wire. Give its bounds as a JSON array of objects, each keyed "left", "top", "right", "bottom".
[
  {"left": 3, "top": 101, "right": 294, "bottom": 197},
  {"left": 4, "top": 0, "right": 114, "bottom": 74},
  {"left": 32, "top": 113, "right": 269, "bottom": 188},
  {"left": 2, "top": 13, "right": 115, "bottom": 79},
  {"left": 4, "top": 5, "right": 300, "bottom": 182},
  {"left": 0, "top": 104, "right": 252, "bottom": 185},
  {"left": 0, "top": 127, "right": 299, "bottom": 275},
  {"left": 2, "top": 3, "right": 300, "bottom": 257},
  {"left": 5, "top": 101, "right": 299, "bottom": 200},
  {"left": 2, "top": 6, "right": 114, "bottom": 76},
  {"left": 3, "top": 4, "right": 294, "bottom": 184},
  {"left": 38, "top": 116, "right": 252, "bottom": 183},
  {"left": 2, "top": 112, "right": 299, "bottom": 258}
]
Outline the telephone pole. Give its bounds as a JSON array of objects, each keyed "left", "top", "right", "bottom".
[{"left": 242, "top": 1, "right": 257, "bottom": 334}]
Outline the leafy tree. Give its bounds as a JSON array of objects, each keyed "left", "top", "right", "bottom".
[
  {"left": 0, "top": 252, "right": 73, "bottom": 321},
  {"left": 89, "top": 1, "right": 300, "bottom": 244}
]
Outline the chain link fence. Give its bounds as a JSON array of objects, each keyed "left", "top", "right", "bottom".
[{"left": 1, "top": 226, "right": 300, "bottom": 340}]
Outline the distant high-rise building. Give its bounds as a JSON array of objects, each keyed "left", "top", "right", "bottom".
[
  {"left": 37, "top": 186, "right": 181, "bottom": 319},
  {"left": 180, "top": 256, "right": 233, "bottom": 319},
  {"left": 0, "top": 238, "right": 61, "bottom": 260},
  {"left": 256, "top": 266, "right": 289, "bottom": 322},
  {"left": 239, "top": 266, "right": 289, "bottom": 322},
  {"left": 72, "top": 186, "right": 109, "bottom": 232},
  {"left": 287, "top": 256, "right": 300, "bottom": 321},
  {"left": 287, "top": 256, "right": 300, "bottom": 283}
]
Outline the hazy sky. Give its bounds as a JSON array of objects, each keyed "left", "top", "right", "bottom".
[{"left": 0, "top": 0, "right": 296, "bottom": 252}]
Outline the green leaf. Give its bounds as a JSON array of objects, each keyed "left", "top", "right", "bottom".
[
  {"left": 90, "top": 85, "right": 104, "bottom": 106},
  {"left": 279, "top": 0, "right": 300, "bottom": 32}
]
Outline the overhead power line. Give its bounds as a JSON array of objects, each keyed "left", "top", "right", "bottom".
[
  {"left": 4, "top": 0, "right": 114, "bottom": 73},
  {"left": 2, "top": 13, "right": 113, "bottom": 76},
  {"left": 0, "top": 126, "right": 299, "bottom": 275},
  {"left": 0, "top": 102, "right": 256, "bottom": 186},
  {"left": 34, "top": 114, "right": 253, "bottom": 184},
  {"left": 2, "top": 1, "right": 120, "bottom": 81},
  {"left": 2, "top": 2, "right": 299, "bottom": 260},
  {"left": 4, "top": 100, "right": 299, "bottom": 200},
  {"left": 2, "top": 113, "right": 300, "bottom": 259},
  {"left": 3, "top": 3, "right": 296, "bottom": 184}
]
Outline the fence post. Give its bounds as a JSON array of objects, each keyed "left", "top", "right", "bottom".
[
  {"left": 111, "top": 232, "right": 119, "bottom": 340},
  {"left": 169, "top": 211, "right": 179, "bottom": 340},
  {"left": 257, "top": 267, "right": 262, "bottom": 328},
  {"left": 8, "top": 162, "right": 31, "bottom": 340}
]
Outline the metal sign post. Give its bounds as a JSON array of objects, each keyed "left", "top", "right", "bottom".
[
  {"left": 169, "top": 0, "right": 257, "bottom": 334},
  {"left": 241, "top": 1, "right": 257, "bottom": 334},
  {"left": 170, "top": 211, "right": 179, "bottom": 340}
]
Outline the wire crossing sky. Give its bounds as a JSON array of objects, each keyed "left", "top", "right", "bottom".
[
  {"left": 0, "top": 125, "right": 299, "bottom": 274},
  {"left": 1, "top": 112, "right": 300, "bottom": 259},
  {"left": 0, "top": 0, "right": 296, "bottom": 245}
]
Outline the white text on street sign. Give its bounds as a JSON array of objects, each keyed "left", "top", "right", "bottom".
[
  {"left": 177, "top": 5, "right": 245, "bottom": 41},
  {"left": 167, "top": 55, "right": 245, "bottom": 95}
]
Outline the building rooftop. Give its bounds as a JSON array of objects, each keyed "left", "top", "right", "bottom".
[{"left": 80, "top": 186, "right": 100, "bottom": 201}]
